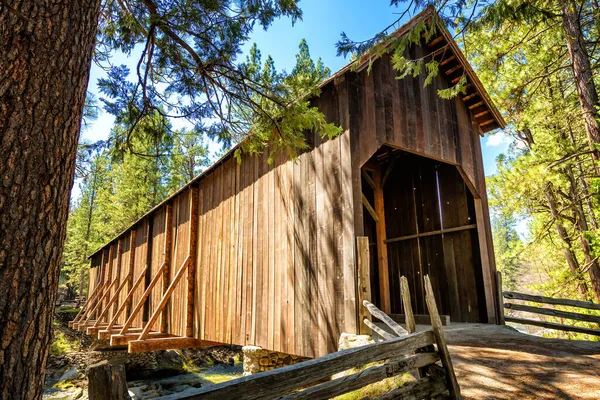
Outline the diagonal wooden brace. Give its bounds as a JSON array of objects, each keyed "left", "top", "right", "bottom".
[
  {"left": 118, "top": 261, "right": 167, "bottom": 335},
  {"left": 104, "top": 264, "right": 149, "bottom": 334},
  {"left": 138, "top": 255, "right": 191, "bottom": 341}
]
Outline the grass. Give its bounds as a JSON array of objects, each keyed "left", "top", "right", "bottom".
[{"left": 50, "top": 323, "right": 75, "bottom": 356}]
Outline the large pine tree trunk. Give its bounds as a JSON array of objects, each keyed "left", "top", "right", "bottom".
[
  {"left": 0, "top": 1, "right": 101, "bottom": 399},
  {"left": 562, "top": 0, "right": 600, "bottom": 175}
]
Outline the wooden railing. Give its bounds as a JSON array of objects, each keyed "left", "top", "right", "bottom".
[
  {"left": 160, "top": 274, "right": 460, "bottom": 400},
  {"left": 502, "top": 290, "right": 600, "bottom": 337}
]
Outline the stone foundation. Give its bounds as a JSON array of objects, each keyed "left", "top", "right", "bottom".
[{"left": 242, "top": 346, "right": 309, "bottom": 375}]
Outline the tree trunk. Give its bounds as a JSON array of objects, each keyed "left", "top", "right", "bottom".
[
  {"left": 0, "top": 1, "right": 101, "bottom": 399},
  {"left": 561, "top": 0, "right": 600, "bottom": 175},
  {"left": 544, "top": 185, "right": 590, "bottom": 298},
  {"left": 565, "top": 171, "right": 600, "bottom": 301}
]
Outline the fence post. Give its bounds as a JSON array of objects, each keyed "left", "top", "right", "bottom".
[
  {"left": 356, "top": 236, "right": 372, "bottom": 335},
  {"left": 496, "top": 271, "right": 505, "bottom": 325},
  {"left": 424, "top": 275, "right": 461, "bottom": 400},
  {"left": 87, "top": 361, "right": 130, "bottom": 400}
]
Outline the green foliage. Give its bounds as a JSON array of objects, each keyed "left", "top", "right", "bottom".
[{"left": 235, "top": 40, "right": 341, "bottom": 161}]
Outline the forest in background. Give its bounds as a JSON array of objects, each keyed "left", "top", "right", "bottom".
[{"left": 61, "top": 0, "right": 600, "bottom": 340}]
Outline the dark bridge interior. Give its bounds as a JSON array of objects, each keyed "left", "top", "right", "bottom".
[{"left": 362, "top": 146, "right": 488, "bottom": 323}]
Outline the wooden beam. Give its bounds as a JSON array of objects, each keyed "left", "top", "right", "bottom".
[
  {"left": 385, "top": 224, "right": 477, "bottom": 244},
  {"left": 440, "top": 54, "right": 456, "bottom": 66},
  {"left": 503, "top": 291, "right": 600, "bottom": 310},
  {"left": 119, "top": 261, "right": 167, "bottom": 335},
  {"left": 110, "top": 331, "right": 172, "bottom": 346},
  {"left": 105, "top": 264, "right": 149, "bottom": 333},
  {"left": 363, "top": 300, "right": 408, "bottom": 337},
  {"left": 128, "top": 337, "right": 221, "bottom": 353},
  {"left": 187, "top": 187, "right": 199, "bottom": 337},
  {"left": 361, "top": 170, "right": 375, "bottom": 190},
  {"left": 505, "top": 316, "right": 600, "bottom": 337},
  {"left": 361, "top": 194, "right": 379, "bottom": 223},
  {"left": 98, "top": 326, "right": 143, "bottom": 341},
  {"left": 138, "top": 256, "right": 191, "bottom": 341},
  {"left": 373, "top": 169, "right": 390, "bottom": 313},
  {"left": 161, "top": 203, "right": 173, "bottom": 333},
  {"left": 356, "top": 237, "right": 372, "bottom": 335},
  {"left": 504, "top": 303, "right": 600, "bottom": 324},
  {"left": 424, "top": 275, "right": 461, "bottom": 399}
]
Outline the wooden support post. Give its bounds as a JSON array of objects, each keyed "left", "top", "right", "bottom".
[
  {"left": 400, "top": 276, "right": 416, "bottom": 334},
  {"left": 187, "top": 187, "right": 199, "bottom": 338},
  {"left": 138, "top": 256, "right": 190, "bottom": 341},
  {"left": 161, "top": 203, "right": 173, "bottom": 333},
  {"left": 102, "top": 245, "right": 115, "bottom": 322},
  {"left": 373, "top": 168, "right": 391, "bottom": 313},
  {"left": 474, "top": 198, "right": 497, "bottom": 323},
  {"left": 86, "top": 361, "right": 129, "bottom": 400},
  {"left": 356, "top": 237, "right": 372, "bottom": 335},
  {"left": 424, "top": 275, "right": 461, "bottom": 399},
  {"left": 105, "top": 265, "right": 149, "bottom": 334},
  {"left": 111, "top": 239, "right": 123, "bottom": 319},
  {"left": 125, "top": 229, "right": 136, "bottom": 318},
  {"left": 118, "top": 261, "right": 167, "bottom": 335},
  {"left": 496, "top": 272, "right": 505, "bottom": 325}
]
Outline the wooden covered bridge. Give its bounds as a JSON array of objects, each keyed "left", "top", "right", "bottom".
[{"left": 71, "top": 8, "right": 505, "bottom": 358}]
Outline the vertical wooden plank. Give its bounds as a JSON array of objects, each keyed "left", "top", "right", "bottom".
[
  {"left": 339, "top": 86, "right": 358, "bottom": 335},
  {"left": 372, "top": 168, "right": 390, "bottom": 313},
  {"left": 293, "top": 153, "right": 307, "bottom": 356},
  {"left": 273, "top": 155, "right": 282, "bottom": 352},
  {"left": 187, "top": 187, "right": 199, "bottom": 337},
  {"left": 111, "top": 239, "right": 123, "bottom": 318},
  {"left": 356, "top": 237, "right": 371, "bottom": 335},
  {"left": 125, "top": 230, "right": 137, "bottom": 318}
]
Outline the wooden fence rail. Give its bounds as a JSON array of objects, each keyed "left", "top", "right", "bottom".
[
  {"left": 501, "top": 286, "right": 600, "bottom": 337},
  {"left": 159, "top": 274, "right": 460, "bottom": 400}
]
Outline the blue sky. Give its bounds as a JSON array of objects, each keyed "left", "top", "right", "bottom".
[{"left": 83, "top": 0, "right": 512, "bottom": 181}]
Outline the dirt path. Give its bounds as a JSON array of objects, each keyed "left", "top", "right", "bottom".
[{"left": 441, "top": 324, "right": 600, "bottom": 399}]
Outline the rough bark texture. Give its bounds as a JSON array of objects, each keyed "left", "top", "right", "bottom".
[
  {"left": 562, "top": 0, "right": 600, "bottom": 175},
  {"left": 0, "top": 1, "right": 101, "bottom": 399}
]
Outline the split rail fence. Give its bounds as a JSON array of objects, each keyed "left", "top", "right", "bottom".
[
  {"left": 158, "top": 274, "right": 461, "bottom": 400},
  {"left": 499, "top": 274, "right": 600, "bottom": 337}
]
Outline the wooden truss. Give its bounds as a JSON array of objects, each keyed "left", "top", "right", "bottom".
[{"left": 73, "top": 186, "right": 217, "bottom": 352}]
